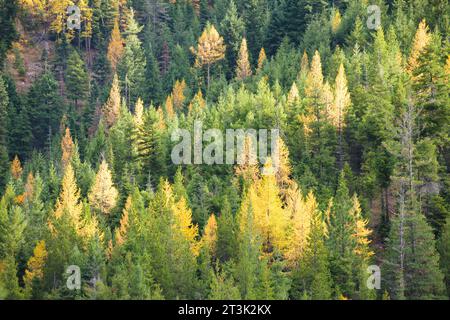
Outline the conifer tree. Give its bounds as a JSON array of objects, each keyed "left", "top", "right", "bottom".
[
  {"left": 220, "top": 0, "right": 245, "bottom": 71},
  {"left": 118, "top": 9, "right": 146, "bottom": 106},
  {"left": 384, "top": 102, "right": 446, "bottom": 300},
  {"left": 24, "top": 240, "right": 47, "bottom": 298},
  {"left": 290, "top": 193, "right": 332, "bottom": 300},
  {"left": 66, "top": 50, "right": 89, "bottom": 107},
  {"left": 61, "top": 127, "right": 74, "bottom": 171},
  {"left": 201, "top": 214, "right": 218, "bottom": 258},
  {"left": 257, "top": 48, "right": 267, "bottom": 72},
  {"left": 102, "top": 74, "right": 121, "bottom": 129},
  {"left": 88, "top": 159, "right": 119, "bottom": 216},
  {"left": 107, "top": 18, "right": 124, "bottom": 73},
  {"left": 407, "top": 19, "right": 431, "bottom": 75},
  {"left": 331, "top": 63, "right": 351, "bottom": 169},
  {"left": 236, "top": 38, "right": 252, "bottom": 80},
  {"left": 172, "top": 79, "right": 186, "bottom": 111},
  {"left": 191, "top": 23, "right": 226, "bottom": 90},
  {"left": 10, "top": 155, "right": 22, "bottom": 181}
]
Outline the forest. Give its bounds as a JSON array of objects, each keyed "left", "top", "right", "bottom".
[{"left": 0, "top": 0, "right": 449, "bottom": 300}]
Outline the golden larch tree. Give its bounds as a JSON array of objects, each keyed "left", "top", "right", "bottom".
[
  {"left": 249, "top": 159, "right": 289, "bottom": 255},
  {"left": 407, "top": 19, "right": 431, "bottom": 74},
  {"left": 164, "top": 95, "right": 175, "bottom": 120},
  {"left": 172, "top": 79, "right": 186, "bottom": 110},
  {"left": 287, "top": 82, "right": 300, "bottom": 105},
  {"left": 285, "top": 190, "right": 318, "bottom": 266},
  {"left": 133, "top": 97, "right": 144, "bottom": 127},
  {"left": 191, "top": 23, "right": 226, "bottom": 89},
  {"left": 23, "top": 240, "right": 48, "bottom": 293},
  {"left": 51, "top": 164, "right": 83, "bottom": 232},
  {"left": 115, "top": 196, "right": 130, "bottom": 246},
  {"left": 61, "top": 127, "right": 74, "bottom": 170},
  {"left": 107, "top": 18, "right": 125, "bottom": 72},
  {"left": 88, "top": 159, "right": 119, "bottom": 216},
  {"left": 349, "top": 195, "right": 373, "bottom": 260},
  {"left": 10, "top": 156, "right": 23, "bottom": 180},
  {"left": 236, "top": 38, "right": 252, "bottom": 80},
  {"left": 102, "top": 74, "right": 121, "bottom": 128},
  {"left": 331, "top": 10, "right": 342, "bottom": 34},
  {"left": 331, "top": 64, "right": 351, "bottom": 168},
  {"left": 257, "top": 48, "right": 267, "bottom": 72},
  {"left": 201, "top": 214, "right": 218, "bottom": 257},
  {"left": 172, "top": 195, "right": 200, "bottom": 256}
]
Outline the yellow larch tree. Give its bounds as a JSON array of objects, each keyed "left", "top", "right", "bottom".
[
  {"left": 61, "top": 127, "right": 74, "bottom": 170},
  {"left": 257, "top": 48, "right": 267, "bottom": 72},
  {"left": 287, "top": 82, "right": 300, "bottom": 106},
  {"left": 349, "top": 195, "right": 373, "bottom": 261},
  {"left": 201, "top": 214, "right": 218, "bottom": 257},
  {"left": 298, "top": 50, "right": 309, "bottom": 80},
  {"left": 191, "top": 23, "right": 226, "bottom": 89},
  {"left": 102, "top": 74, "right": 121, "bottom": 128},
  {"left": 172, "top": 196, "right": 200, "bottom": 256},
  {"left": 331, "top": 64, "right": 351, "bottom": 168},
  {"left": 235, "top": 136, "right": 259, "bottom": 186},
  {"left": 188, "top": 90, "right": 206, "bottom": 115},
  {"left": 407, "top": 19, "right": 431, "bottom": 74},
  {"left": 331, "top": 9, "right": 342, "bottom": 34},
  {"left": 88, "top": 159, "right": 119, "bottom": 216},
  {"left": 23, "top": 172, "right": 35, "bottom": 202},
  {"left": 107, "top": 18, "right": 125, "bottom": 72},
  {"left": 274, "top": 137, "right": 294, "bottom": 199},
  {"left": 133, "top": 97, "right": 144, "bottom": 127},
  {"left": 172, "top": 79, "right": 186, "bottom": 111},
  {"left": 10, "top": 156, "right": 23, "bottom": 180},
  {"left": 164, "top": 94, "right": 175, "bottom": 120},
  {"left": 250, "top": 159, "right": 289, "bottom": 255},
  {"left": 285, "top": 189, "right": 318, "bottom": 266},
  {"left": 78, "top": 0, "right": 93, "bottom": 50},
  {"left": 115, "top": 196, "right": 130, "bottom": 246},
  {"left": 23, "top": 240, "right": 47, "bottom": 294},
  {"left": 49, "top": 0, "right": 75, "bottom": 41},
  {"left": 236, "top": 38, "right": 252, "bottom": 80},
  {"left": 50, "top": 163, "right": 83, "bottom": 232}
]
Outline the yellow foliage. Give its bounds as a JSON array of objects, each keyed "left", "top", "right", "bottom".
[
  {"left": 102, "top": 74, "right": 121, "bottom": 128},
  {"left": 165, "top": 95, "right": 175, "bottom": 119},
  {"left": 52, "top": 163, "right": 83, "bottom": 228},
  {"left": 201, "top": 214, "right": 218, "bottom": 255},
  {"left": 249, "top": 160, "right": 289, "bottom": 254},
  {"left": 191, "top": 23, "right": 226, "bottom": 68},
  {"left": 287, "top": 82, "right": 300, "bottom": 105},
  {"left": 172, "top": 193, "right": 199, "bottom": 256},
  {"left": 235, "top": 136, "right": 259, "bottom": 183},
  {"left": 133, "top": 98, "right": 144, "bottom": 127},
  {"left": 331, "top": 10, "right": 342, "bottom": 34},
  {"left": 305, "top": 50, "right": 324, "bottom": 98},
  {"left": 88, "top": 160, "right": 119, "bottom": 215},
  {"left": 24, "top": 240, "right": 48, "bottom": 289},
  {"left": 236, "top": 38, "right": 252, "bottom": 80},
  {"left": 349, "top": 195, "right": 374, "bottom": 259},
  {"left": 285, "top": 187, "right": 309, "bottom": 265},
  {"left": 107, "top": 18, "right": 124, "bottom": 72},
  {"left": 172, "top": 79, "right": 186, "bottom": 110},
  {"left": 115, "top": 196, "right": 131, "bottom": 246},
  {"left": 257, "top": 48, "right": 267, "bottom": 72},
  {"left": 10, "top": 155, "right": 23, "bottom": 180},
  {"left": 61, "top": 127, "right": 74, "bottom": 170},
  {"left": 329, "top": 64, "right": 351, "bottom": 129},
  {"left": 407, "top": 19, "right": 431, "bottom": 74},
  {"left": 24, "top": 172, "right": 35, "bottom": 202}
]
